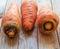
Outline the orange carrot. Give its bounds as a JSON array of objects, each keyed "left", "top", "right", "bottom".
[
  {"left": 37, "top": 6, "right": 59, "bottom": 35},
  {"left": 2, "top": 3, "right": 21, "bottom": 38},
  {"left": 21, "top": 0, "right": 37, "bottom": 31}
]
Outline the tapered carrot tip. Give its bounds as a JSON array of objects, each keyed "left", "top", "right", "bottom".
[{"left": 8, "top": 31, "right": 15, "bottom": 38}]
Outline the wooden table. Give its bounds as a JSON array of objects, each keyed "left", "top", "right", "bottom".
[{"left": 0, "top": 0, "right": 60, "bottom": 49}]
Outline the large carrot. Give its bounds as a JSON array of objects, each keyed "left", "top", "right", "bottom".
[
  {"left": 2, "top": 3, "right": 21, "bottom": 38},
  {"left": 37, "top": 6, "right": 59, "bottom": 35},
  {"left": 21, "top": 0, "right": 37, "bottom": 32}
]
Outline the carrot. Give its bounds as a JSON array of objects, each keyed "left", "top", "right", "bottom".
[
  {"left": 21, "top": 0, "right": 37, "bottom": 32},
  {"left": 2, "top": 3, "right": 21, "bottom": 38},
  {"left": 37, "top": 6, "right": 59, "bottom": 35}
]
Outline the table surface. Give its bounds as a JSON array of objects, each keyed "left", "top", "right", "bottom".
[{"left": 0, "top": 0, "right": 60, "bottom": 49}]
